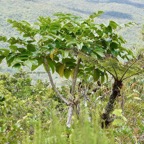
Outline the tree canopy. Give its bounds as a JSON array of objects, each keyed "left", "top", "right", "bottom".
[{"left": 0, "top": 12, "right": 143, "bottom": 128}]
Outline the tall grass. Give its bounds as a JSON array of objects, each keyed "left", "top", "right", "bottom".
[{"left": 22, "top": 108, "right": 115, "bottom": 144}]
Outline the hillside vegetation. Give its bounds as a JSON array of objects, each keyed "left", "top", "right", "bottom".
[{"left": 0, "top": 12, "right": 144, "bottom": 144}]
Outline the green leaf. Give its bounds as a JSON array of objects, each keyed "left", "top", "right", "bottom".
[
  {"left": 89, "top": 11, "right": 104, "bottom": 19},
  {"left": 100, "top": 74, "right": 105, "bottom": 83},
  {"left": 30, "top": 60, "right": 40, "bottom": 71},
  {"left": 58, "top": 64, "right": 65, "bottom": 77},
  {"left": 119, "top": 36, "right": 126, "bottom": 43},
  {"left": 13, "top": 63, "right": 21, "bottom": 69},
  {"left": 64, "top": 69, "right": 71, "bottom": 79},
  {"left": 8, "top": 37, "right": 20, "bottom": 45},
  {"left": 0, "top": 56, "right": 5, "bottom": 63},
  {"left": 10, "top": 45, "right": 18, "bottom": 52},
  {"left": 6, "top": 53, "right": 15, "bottom": 66},
  {"left": 124, "top": 22, "right": 135, "bottom": 27},
  {"left": 17, "top": 48, "right": 27, "bottom": 53},
  {"left": 113, "top": 109, "right": 122, "bottom": 117},
  {"left": 96, "top": 51, "right": 105, "bottom": 58},
  {"left": 112, "top": 119, "right": 124, "bottom": 126},
  {"left": 0, "top": 36, "right": 7, "bottom": 42},
  {"left": 105, "top": 72, "right": 108, "bottom": 81},
  {"left": 62, "top": 51, "right": 69, "bottom": 58},
  {"left": 11, "top": 58, "right": 23, "bottom": 67},
  {"left": 96, "top": 29, "right": 103, "bottom": 37},
  {"left": 66, "top": 40, "right": 77, "bottom": 47},
  {"left": 62, "top": 58, "right": 75, "bottom": 63},
  {"left": 27, "top": 44, "right": 36, "bottom": 52},
  {"left": 31, "top": 65, "right": 39, "bottom": 71},
  {"left": 56, "top": 63, "right": 65, "bottom": 77},
  {"left": 0, "top": 12, "right": 135, "bottom": 83},
  {"left": 93, "top": 68, "right": 100, "bottom": 81},
  {"left": 110, "top": 42, "right": 119, "bottom": 49},
  {"left": 105, "top": 26, "right": 112, "bottom": 33},
  {"left": 93, "top": 47, "right": 105, "bottom": 58},
  {"left": 0, "top": 48, "right": 10, "bottom": 56},
  {"left": 48, "top": 59, "right": 56, "bottom": 73},
  {"left": 109, "top": 21, "right": 119, "bottom": 29}
]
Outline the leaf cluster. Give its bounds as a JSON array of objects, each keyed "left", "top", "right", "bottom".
[
  {"left": 0, "top": 12, "right": 133, "bottom": 81},
  {"left": 98, "top": 56, "right": 144, "bottom": 81}
]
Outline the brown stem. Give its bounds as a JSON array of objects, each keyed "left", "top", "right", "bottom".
[
  {"left": 71, "top": 58, "right": 81, "bottom": 98},
  {"left": 43, "top": 56, "right": 70, "bottom": 105},
  {"left": 102, "top": 79, "right": 123, "bottom": 128}
]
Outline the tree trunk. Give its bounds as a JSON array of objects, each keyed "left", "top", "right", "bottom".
[
  {"left": 102, "top": 79, "right": 123, "bottom": 128},
  {"left": 44, "top": 56, "right": 81, "bottom": 128},
  {"left": 66, "top": 105, "right": 74, "bottom": 128}
]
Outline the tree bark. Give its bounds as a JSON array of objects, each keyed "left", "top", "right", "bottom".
[
  {"left": 44, "top": 56, "right": 81, "bottom": 128},
  {"left": 66, "top": 105, "right": 74, "bottom": 128},
  {"left": 43, "top": 56, "right": 70, "bottom": 105},
  {"left": 68, "top": 58, "right": 81, "bottom": 121},
  {"left": 71, "top": 58, "right": 81, "bottom": 98},
  {"left": 102, "top": 79, "right": 123, "bottom": 128}
]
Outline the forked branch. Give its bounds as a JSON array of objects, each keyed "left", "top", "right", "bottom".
[
  {"left": 120, "top": 59, "right": 138, "bottom": 81},
  {"left": 123, "top": 70, "right": 144, "bottom": 80},
  {"left": 43, "top": 56, "right": 70, "bottom": 105}
]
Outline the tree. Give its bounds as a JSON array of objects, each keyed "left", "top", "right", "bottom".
[
  {"left": 0, "top": 12, "right": 134, "bottom": 127},
  {"left": 99, "top": 54, "right": 144, "bottom": 127}
]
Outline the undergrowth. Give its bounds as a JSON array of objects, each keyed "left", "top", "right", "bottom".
[{"left": 0, "top": 72, "right": 143, "bottom": 144}]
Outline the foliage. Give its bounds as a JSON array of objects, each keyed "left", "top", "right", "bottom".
[
  {"left": 0, "top": 72, "right": 114, "bottom": 144},
  {"left": 99, "top": 48, "right": 143, "bottom": 127},
  {"left": 0, "top": 12, "right": 136, "bottom": 127},
  {"left": 0, "top": 72, "right": 56, "bottom": 144},
  {"left": 0, "top": 12, "right": 144, "bottom": 143},
  {"left": 0, "top": 12, "right": 133, "bottom": 80},
  {"left": 0, "top": 72, "right": 143, "bottom": 143},
  {"left": 22, "top": 113, "right": 115, "bottom": 144},
  {"left": 0, "top": 71, "right": 32, "bottom": 98}
]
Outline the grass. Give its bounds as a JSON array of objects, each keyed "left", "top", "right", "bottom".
[{"left": 0, "top": 72, "right": 143, "bottom": 143}]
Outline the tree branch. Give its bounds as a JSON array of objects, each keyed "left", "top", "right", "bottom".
[
  {"left": 123, "top": 70, "right": 144, "bottom": 80},
  {"left": 120, "top": 59, "right": 138, "bottom": 81},
  {"left": 71, "top": 58, "right": 81, "bottom": 98},
  {"left": 43, "top": 56, "right": 70, "bottom": 105},
  {"left": 99, "top": 64, "right": 116, "bottom": 79},
  {"left": 112, "top": 65, "right": 118, "bottom": 79}
]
